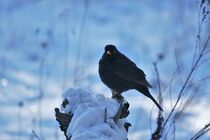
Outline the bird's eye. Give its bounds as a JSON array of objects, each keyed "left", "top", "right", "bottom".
[{"left": 106, "top": 50, "right": 112, "bottom": 55}]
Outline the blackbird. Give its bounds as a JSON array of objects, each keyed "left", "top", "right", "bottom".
[{"left": 99, "top": 44, "right": 163, "bottom": 111}]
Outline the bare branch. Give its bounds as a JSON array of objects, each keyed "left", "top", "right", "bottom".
[
  {"left": 161, "top": 32, "right": 210, "bottom": 137},
  {"left": 190, "top": 123, "right": 210, "bottom": 140},
  {"left": 151, "top": 63, "right": 164, "bottom": 140}
]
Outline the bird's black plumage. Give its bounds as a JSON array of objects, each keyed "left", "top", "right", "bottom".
[{"left": 99, "top": 44, "right": 163, "bottom": 111}]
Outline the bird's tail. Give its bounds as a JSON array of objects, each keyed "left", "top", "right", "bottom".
[{"left": 137, "top": 87, "right": 163, "bottom": 111}]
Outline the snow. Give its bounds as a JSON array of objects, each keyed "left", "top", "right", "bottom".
[{"left": 60, "top": 88, "right": 127, "bottom": 140}]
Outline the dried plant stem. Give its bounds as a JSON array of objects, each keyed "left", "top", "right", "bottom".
[
  {"left": 38, "top": 57, "right": 45, "bottom": 140},
  {"left": 161, "top": 34, "right": 210, "bottom": 135},
  {"left": 73, "top": 1, "right": 89, "bottom": 86},
  {"left": 151, "top": 63, "right": 164, "bottom": 140},
  {"left": 32, "top": 130, "right": 41, "bottom": 140},
  {"left": 104, "top": 108, "right": 107, "bottom": 123},
  {"left": 190, "top": 123, "right": 210, "bottom": 140},
  {"left": 18, "top": 104, "right": 22, "bottom": 140}
]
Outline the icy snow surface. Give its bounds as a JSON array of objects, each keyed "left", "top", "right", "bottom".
[{"left": 61, "top": 88, "right": 127, "bottom": 140}]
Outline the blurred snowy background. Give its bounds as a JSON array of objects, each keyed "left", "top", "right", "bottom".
[{"left": 0, "top": 0, "right": 210, "bottom": 140}]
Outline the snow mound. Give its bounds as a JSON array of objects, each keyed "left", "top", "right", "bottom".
[{"left": 60, "top": 88, "right": 128, "bottom": 140}]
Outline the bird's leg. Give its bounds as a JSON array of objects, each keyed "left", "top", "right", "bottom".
[
  {"left": 111, "top": 90, "right": 118, "bottom": 97},
  {"left": 111, "top": 90, "right": 123, "bottom": 123},
  {"left": 111, "top": 91, "right": 130, "bottom": 123},
  {"left": 113, "top": 97, "right": 123, "bottom": 123},
  {"left": 111, "top": 90, "right": 123, "bottom": 101}
]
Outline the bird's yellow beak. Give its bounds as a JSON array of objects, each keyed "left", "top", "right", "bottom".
[{"left": 106, "top": 51, "right": 112, "bottom": 55}]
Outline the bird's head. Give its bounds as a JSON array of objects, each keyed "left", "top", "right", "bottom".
[{"left": 104, "top": 44, "right": 117, "bottom": 56}]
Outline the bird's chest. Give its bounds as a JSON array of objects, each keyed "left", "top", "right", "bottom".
[
  {"left": 99, "top": 60, "right": 114, "bottom": 78},
  {"left": 99, "top": 59, "right": 126, "bottom": 92},
  {"left": 99, "top": 59, "right": 129, "bottom": 93}
]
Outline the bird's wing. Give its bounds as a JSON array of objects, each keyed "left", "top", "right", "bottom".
[
  {"left": 111, "top": 60, "right": 152, "bottom": 88},
  {"left": 117, "top": 52, "right": 137, "bottom": 67}
]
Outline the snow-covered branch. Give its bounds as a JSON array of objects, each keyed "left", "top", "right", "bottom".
[{"left": 55, "top": 88, "right": 131, "bottom": 140}]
